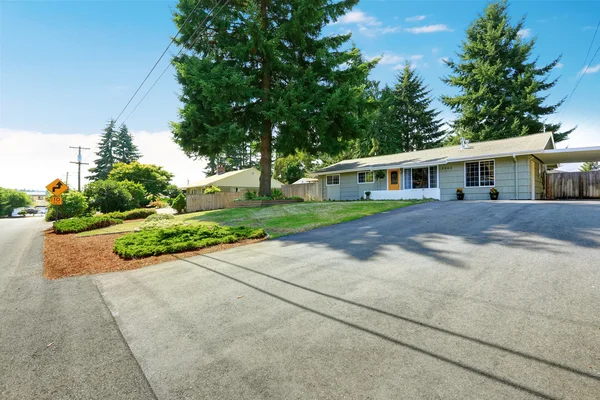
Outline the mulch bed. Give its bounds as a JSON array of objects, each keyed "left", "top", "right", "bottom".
[{"left": 43, "top": 229, "right": 265, "bottom": 280}]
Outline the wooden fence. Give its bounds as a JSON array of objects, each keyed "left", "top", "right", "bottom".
[
  {"left": 186, "top": 191, "right": 246, "bottom": 212},
  {"left": 281, "top": 182, "right": 323, "bottom": 201},
  {"left": 546, "top": 171, "right": 600, "bottom": 199}
]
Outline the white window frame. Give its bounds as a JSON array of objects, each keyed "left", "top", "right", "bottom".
[
  {"left": 464, "top": 160, "right": 495, "bottom": 188},
  {"left": 402, "top": 166, "right": 439, "bottom": 189},
  {"left": 357, "top": 171, "right": 374, "bottom": 184},
  {"left": 326, "top": 174, "right": 340, "bottom": 186}
]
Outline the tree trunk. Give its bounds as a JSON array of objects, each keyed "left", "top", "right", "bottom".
[{"left": 258, "top": 0, "right": 272, "bottom": 196}]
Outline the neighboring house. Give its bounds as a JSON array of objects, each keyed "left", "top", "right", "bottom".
[
  {"left": 313, "top": 132, "right": 600, "bottom": 201},
  {"left": 182, "top": 167, "right": 283, "bottom": 195},
  {"left": 292, "top": 178, "right": 318, "bottom": 185},
  {"left": 24, "top": 191, "right": 48, "bottom": 207}
]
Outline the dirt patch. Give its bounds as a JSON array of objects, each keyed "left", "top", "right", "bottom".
[{"left": 43, "top": 230, "right": 265, "bottom": 280}]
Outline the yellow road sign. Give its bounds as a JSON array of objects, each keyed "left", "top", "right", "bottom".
[
  {"left": 46, "top": 178, "right": 68, "bottom": 196},
  {"left": 50, "top": 196, "right": 63, "bottom": 205}
]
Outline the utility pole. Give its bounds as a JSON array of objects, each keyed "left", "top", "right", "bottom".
[
  {"left": 66, "top": 172, "right": 69, "bottom": 185},
  {"left": 69, "top": 146, "right": 90, "bottom": 191}
]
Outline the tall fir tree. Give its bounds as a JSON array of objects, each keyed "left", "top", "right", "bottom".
[
  {"left": 113, "top": 124, "right": 141, "bottom": 164},
  {"left": 170, "top": 0, "right": 377, "bottom": 195},
  {"left": 441, "top": 0, "right": 573, "bottom": 143},
  {"left": 88, "top": 119, "right": 117, "bottom": 181}
]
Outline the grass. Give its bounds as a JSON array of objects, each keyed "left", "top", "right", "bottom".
[{"left": 79, "top": 200, "right": 424, "bottom": 238}]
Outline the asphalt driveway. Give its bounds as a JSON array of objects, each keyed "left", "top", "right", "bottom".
[{"left": 95, "top": 201, "right": 600, "bottom": 399}]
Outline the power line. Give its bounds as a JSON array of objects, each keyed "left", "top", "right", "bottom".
[
  {"left": 550, "top": 20, "right": 600, "bottom": 124},
  {"left": 113, "top": 0, "right": 206, "bottom": 125},
  {"left": 122, "top": 0, "right": 230, "bottom": 124}
]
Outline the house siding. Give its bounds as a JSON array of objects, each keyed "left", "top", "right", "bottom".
[
  {"left": 321, "top": 172, "right": 386, "bottom": 200},
  {"left": 440, "top": 156, "right": 531, "bottom": 201}
]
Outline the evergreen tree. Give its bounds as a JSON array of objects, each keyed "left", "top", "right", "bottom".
[
  {"left": 170, "top": 0, "right": 377, "bottom": 195},
  {"left": 113, "top": 124, "right": 141, "bottom": 164},
  {"left": 441, "top": 0, "right": 573, "bottom": 143},
  {"left": 580, "top": 162, "right": 599, "bottom": 172},
  {"left": 88, "top": 119, "right": 117, "bottom": 181}
]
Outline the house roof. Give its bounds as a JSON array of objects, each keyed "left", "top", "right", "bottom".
[
  {"left": 182, "top": 167, "right": 283, "bottom": 189},
  {"left": 292, "top": 178, "right": 318, "bottom": 184},
  {"left": 314, "top": 132, "right": 555, "bottom": 174}
]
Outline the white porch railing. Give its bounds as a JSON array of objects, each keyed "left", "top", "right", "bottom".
[{"left": 367, "top": 188, "right": 440, "bottom": 201}]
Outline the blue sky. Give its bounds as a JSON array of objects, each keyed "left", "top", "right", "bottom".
[{"left": 1, "top": 1, "right": 600, "bottom": 188}]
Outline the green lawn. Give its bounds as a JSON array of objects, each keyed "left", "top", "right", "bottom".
[{"left": 78, "top": 200, "right": 425, "bottom": 238}]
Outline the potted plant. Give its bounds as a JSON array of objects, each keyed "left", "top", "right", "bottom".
[
  {"left": 365, "top": 191, "right": 371, "bottom": 200},
  {"left": 456, "top": 188, "right": 464, "bottom": 200},
  {"left": 489, "top": 187, "right": 499, "bottom": 200}
]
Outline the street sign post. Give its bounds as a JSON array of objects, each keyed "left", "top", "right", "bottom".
[
  {"left": 50, "top": 196, "right": 63, "bottom": 205},
  {"left": 46, "top": 178, "right": 69, "bottom": 196}
]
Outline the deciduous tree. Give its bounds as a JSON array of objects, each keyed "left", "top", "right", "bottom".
[{"left": 108, "top": 162, "right": 174, "bottom": 198}]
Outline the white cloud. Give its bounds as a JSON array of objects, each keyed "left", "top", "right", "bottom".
[
  {"left": 404, "top": 24, "right": 453, "bottom": 34},
  {"left": 517, "top": 28, "right": 532, "bottom": 38},
  {"left": 556, "top": 62, "right": 564, "bottom": 69},
  {"left": 406, "top": 15, "right": 426, "bottom": 22},
  {"left": 334, "top": 9, "right": 381, "bottom": 26},
  {"left": 0, "top": 129, "right": 207, "bottom": 190},
  {"left": 370, "top": 53, "right": 423, "bottom": 68},
  {"left": 432, "top": 47, "right": 440, "bottom": 54},
  {"left": 580, "top": 64, "right": 600, "bottom": 75}
]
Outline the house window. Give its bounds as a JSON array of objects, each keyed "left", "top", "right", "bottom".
[
  {"left": 357, "top": 171, "right": 374, "bottom": 184},
  {"left": 326, "top": 175, "right": 340, "bottom": 185},
  {"left": 403, "top": 167, "right": 438, "bottom": 189},
  {"left": 465, "top": 160, "right": 495, "bottom": 187}
]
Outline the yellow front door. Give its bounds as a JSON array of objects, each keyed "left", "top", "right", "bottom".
[{"left": 388, "top": 169, "right": 400, "bottom": 190}]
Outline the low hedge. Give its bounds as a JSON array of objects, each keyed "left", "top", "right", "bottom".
[
  {"left": 113, "top": 225, "right": 266, "bottom": 259},
  {"left": 53, "top": 216, "right": 123, "bottom": 234},
  {"left": 144, "top": 213, "right": 174, "bottom": 222},
  {"left": 105, "top": 208, "right": 156, "bottom": 221}
]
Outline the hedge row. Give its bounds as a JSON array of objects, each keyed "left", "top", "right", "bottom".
[
  {"left": 53, "top": 216, "right": 123, "bottom": 234},
  {"left": 105, "top": 208, "right": 156, "bottom": 221},
  {"left": 113, "top": 225, "right": 266, "bottom": 259}
]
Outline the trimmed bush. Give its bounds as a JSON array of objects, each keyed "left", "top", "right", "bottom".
[
  {"left": 53, "top": 216, "right": 123, "bottom": 234},
  {"left": 45, "top": 191, "right": 89, "bottom": 221},
  {"left": 149, "top": 200, "right": 167, "bottom": 209},
  {"left": 139, "top": 218, "right": 188, "bottom": 231},
  {"left": 113, "top": 225, "right": 266, "bottom": 259},
  {"left": 144, "top": 213, "right": 174, "bottom": 222},
  {"left": 105, "top": 208, "right": 156, "bottom": 220},
  {"left": 172, "top": 193, "right": 186, "bottom": 213}
]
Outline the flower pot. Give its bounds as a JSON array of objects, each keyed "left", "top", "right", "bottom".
[
  {"left": 490, "top": 193, "right": 499, "bottom": 200},
  {"left": 457, "top": 193, "right": 464, "bottom": 200}
]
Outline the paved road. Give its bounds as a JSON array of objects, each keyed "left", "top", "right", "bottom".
[
  {"left": 0, "top": 217, "right": 155, "bottom": 400},
  {"left": 93, "top": 201, "right": 600, "bottom": 399}
]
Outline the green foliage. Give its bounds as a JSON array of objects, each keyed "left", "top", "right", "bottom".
[
  {"left": 18, "top": 209, "right": 28, "bottom": 216},
  {"left": 108, "top": 161, "right": 174, "bottom": 197},
  {"left": 0, "top": 188, "right": 32, "bottom": 217},
  {"left": 170, "top": 0, "right": 377, "bottom": 196},
  {"left": 45, "top": 191, "right": 89, "bottom": 221},
  {"left": 580, "top": 162, "right": 599, "bottom": 172},
  {"left": 441, "top": 0, "right": 573, "bottom": 143},
  {"left": 271, "top": 188, "right": 283, "bottom": 199},
  {"left": 113, "top": 224, "right": 266, "bottom": 259},
  {"left": 172, "top": 193, "right": 186, "bottom": 213},
  {"left": 363, "top": 64, "right": 445, "bottom": 156},
  {"left": 149, "top": 200, "right": 168, "bottom": 208},
  {"left": 274, "top": 152, "right": 314, "bottom": 184},
  {"left": 244, "top": 190, "right": 257, "bottom": 201},
  {"left": 105, "top": 208, "right": 157, "bottom": 220},
  {"left": 145, "top": 213, "right": 175, "bottom": 222},
  {"left": 53, "top": 216, "right": 123, "bottom": 234},
  {"left": 84, "top": 180, "right": 133, "bottom": 213},
  {"left": 203, "top": 185, "right": 221, "bottom": 194},
  {"left": 119, "top": 180, "right": 147, "bottom": 209},
  {"left": 113, "top": 124, "right": 141, "bottom": 164},
  {"left": 164, "top": 184, "right": 182, "bottom": 200}
]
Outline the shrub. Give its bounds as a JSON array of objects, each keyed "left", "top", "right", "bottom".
[
  {"left": 203, "top": 185, "right": 221, "bottom": 194},
  {"left": 46, "top": 191, "right": 89, "bottom": 221},
  {"left": 120, "top": 180, "right": 147, "bottom": 209},
  {"left": 172, "top": 193, "right": 186, "bottom": 213},
  {"left": 139, "top": 218, "right": 188, "bottom": 231},
  {"left": 84, "top": 180, "right": 134, "bottom": 213},
  {"left": 271, "top": 188, "right": 283, "bottom": 199},
  {"left": 113, "top": 224, "right": 266, "bottom": 259},
  {"left": 105, "top": 208, "right": 156, "bottom": 220},
  {"left": 244, "top": 190, "right": 257, "bottom": 201},
  {"left": 149, "top": 200, "right": 167, "bottom": 208},
  {"left": 53, "top": 216, "right": 122, "bottom": 234},
  {"left": 145, "top": 213, "right": 174, "bottom": 222}
]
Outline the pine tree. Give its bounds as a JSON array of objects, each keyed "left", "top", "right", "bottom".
[
  {"left": 580, "top": 162, "right": 599, "bottom": 172},
  {"left": 441, "top": 0, "right": 573, "bottom": 143},
  {"left": 88, "top": 119, "right": 117, "bottom": 181},
  {"left": 170, "top": 0, "right": 377, "bottom": 195},
  {"left": 113, "top": 124, "right": 141, "bottom": 164}
]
